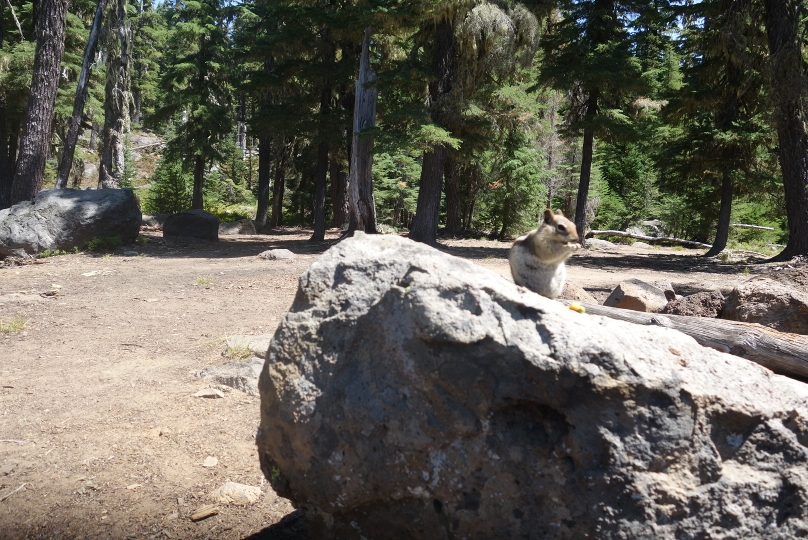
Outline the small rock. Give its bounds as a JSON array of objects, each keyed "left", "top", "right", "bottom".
[
  {"left": 196, "top": 357, "right": 263, "bottom": 395},
  {"left": 166, "top": 512, "right": 179, "bottom": 521},
  {"left": 604, "top": 279, "right": 669, "bottom": 313},
  {"left": 209, "top": 482, "right": 262, "bottom": 505},
  {"left": 192, "top": 388, "right": 224, "bottom": 399},
  {"left": 632, "top": 241, "right": 653, "bottom": 249},
  {"left": 558, "top": 281, "right": 597, "bottom": 304},
  {"left": 202, "top": 456, "right": 218, "bottom": 468},
  {"left": 585, "top": 238, "right": 617, "bottom": 250},
  {"left": 190, "top": 504, "right": 219, "bottom": 522},
  {"left": 652, "top": 280, "right": 677, "bottom": 301},
  {"left": 259, "top": 249, "right": 295, "bottom": 260},
  {"left": 219, "top": 219, "right": 257, "bottom": 235}
]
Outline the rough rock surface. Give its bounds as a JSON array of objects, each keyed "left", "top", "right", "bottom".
[
  {"left": 219, "top": 219, "right": 257, "bottom": 235},
  {"left": 259, "top": 248, "right": 296, "bottom": 260},
  {"left": 197, "top": 358, "right": 263, "bottom": 396},
  {"left": 603, "top": 278, "right": 669, "bottom": 312},
  {"left": 210, "top": 482, "right": 262, "bottom": 505},
  {"left": 664, "top": 291, "right": 725, "bottom": 318},
  {"left": 163, "top": 209, "right": 219, "bottom": 241},
  {"left": 257, "top": 233, "right": 808, "bottom": 540},
  {"left": 558, "top": 280, "right": 597, "bottom": 303},
  {"left": 586, "top": 238, "right": 617, "bottom": 250},
  {"left": 722, "top": 269, "right": 808, "bottom": 335},
  {"left": 652, "top": 280, "right": 677, "bottom": 302},
  {"left": 0, "top": 188, "right": 141, "bottom": 257}
]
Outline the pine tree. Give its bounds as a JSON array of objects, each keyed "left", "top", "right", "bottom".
[{"left": 157, "top": 0, "right": 232, "bottom": 210}]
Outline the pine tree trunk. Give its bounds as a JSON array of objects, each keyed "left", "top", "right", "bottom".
[
  {"left": 444, "top": 156, "right": 461, "bottom": 236},
  {"left": 311, "top": 80, "right": 332, "bottom": 241},
  {"left": 346, "top": 27, "right": 378, "bottom": 235},
  {"left": 330, "top": 157, "right": 347, "bottom": 229},
  {"left": 255, "top": 135, "right": 271, "bottom": 227},
  {"left": 98, "top": 0, "right": 132, "bottom": 189},
  {"left": 704, "top": 174, "right": 734, "bottom": 257},
  {"left": 9, "top": 0, "right": 68, "bottom": 205},
  {"left": 311, "top": 141, "right": 329, "bottom": 241},
  {"left": 0, "top": 16, "right": 11, "bottom": 210},
  {"left": 56, "top": 0, "right": 107, "bottom": 189},
  {"left": 192, "top": 154, "right": 205, "bottom": 210},
  {"left": 763, "top": 0, "right": 808, "bottom": 261},
  {"left": 573, "top": 87, "right": 599, "bottom": 247},
  {"left": 270, "top": 145, "right": 286, "bottom": 227},
  {"left": 409, "top": 147, "right": 446, "bottom": 243},
  {"left": 237, "top": 96, "right": 247, "bottom": 157},
  {"left": 409, "top": 17, "right": 455, "bottom": 244}
]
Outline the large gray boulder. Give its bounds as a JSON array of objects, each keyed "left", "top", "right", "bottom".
[
  {"left": 257, "top": 233, "right": 808, "bottom": 540},
  {"left": 163, "top": 209, "right": 218, "bottom": 241},
  {"left": 0, "top": 188, "right": 141, "bottom": 257}
]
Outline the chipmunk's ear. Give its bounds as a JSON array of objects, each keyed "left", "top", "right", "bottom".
[
  {"left": 555, "top": 209, "right": 563, "bottom": 216},
  {"left": 543, "top": 209, "right": 554, "bottom": 224}
]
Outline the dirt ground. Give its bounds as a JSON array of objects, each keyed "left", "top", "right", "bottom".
[{"left": 0, "top": 229, "right": 768, "bottom": 539}]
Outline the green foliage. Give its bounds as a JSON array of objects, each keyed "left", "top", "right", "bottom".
[
  {"left": 592, "top": 142, "right": 659, "bottom": 230},
  {"left": 0, "top": 316, "right": 26, "bottom": 333},
  {"left": 142, "top": 157, "right": 192, "bottom": 214},
  {"left": 373, "top": 150, "right": 420, "bottom": 228},
  {"left": 39, "top": 246, "right": 80, "bottom": 258},
  {"left": 87, "top": 235, "right": 123, "bottom": 252}
]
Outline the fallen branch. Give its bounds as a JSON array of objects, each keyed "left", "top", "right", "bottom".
[
  {"left": 560, "top": 301, "right": 808, "bottom": 381},
  {"left": 585, "top": 230, "right": 712, "bottom": 249},
  {"left": 731, "top": 223, "right": 775, "bottom": 231},
  {"left": 131, "top": 142, "right": 164, "bottom": 151},
  {"left": 0, "top": 483, "right": 27, "bottom": 503},
  {"left": 4, "top": 0, "right": 24, "bottom": 39}
]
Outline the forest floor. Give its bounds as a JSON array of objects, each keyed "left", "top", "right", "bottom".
[{"left": 0, "top": 229, "right": 769, "bottom": 539}]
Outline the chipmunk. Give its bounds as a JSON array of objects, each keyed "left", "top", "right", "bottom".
[{"left": 509, "top": 209, "right": 581, "bottom": 299}]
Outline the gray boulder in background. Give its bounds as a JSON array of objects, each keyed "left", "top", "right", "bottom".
[
  {"left": 163, "top": 209, "right": 218, "bottom": 241},
  {"left": 257, "top": 233, "right": 808, "bottom": 540},
  {"left": 0, "top": 188, "right": 141, "bottom": 257},
  {"left": 604, "top": 278, "right": 669, "bottom": 312}
]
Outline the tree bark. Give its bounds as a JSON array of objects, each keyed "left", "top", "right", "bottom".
[
  {"left": 763, "top": 0, "right": 808, "bottom": 261},
  {"left": 98, "top": 0, "right": 132, "bottom": 189},
  {"left": 409, "top": 17, "right": 455, "bottom": 244},
  {"left": 704, "top": 173, "right": 734, "bottom": 257},
  {"left": 311, "top": 77, "right": 332, "bottom": 241},
  {"left": 56, "top": 0, "right": 107, "bottom": 189},
  {"left": 444, "top": 156, "right": 462, "bottom": 236},
  {"left": 573, "top": 87, "right": 599, "bottom": 248},
  {"left": 330, "top": 157, "right": 347, "bottom": 229},
  {"left": 9, "top": 0, "right": 69, "bottom": 205},
  {"left": 346, "top": 27, "right": 378, "bottom": 235},
  {"left": 192, "top": 154, "right": 205, "bottom": 210},
  {"left": 270, "top": 143, "right": 286, "bottom": 227},
  {"left": 255, "top": 135, "right": 271, "bottom": 227},
  {"left": 0, "top": 15, "right": 11, "bottom": 210}
]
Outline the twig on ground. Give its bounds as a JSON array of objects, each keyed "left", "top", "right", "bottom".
[{"left": 0, "top": 483, "right": 27, "bottom": 502}]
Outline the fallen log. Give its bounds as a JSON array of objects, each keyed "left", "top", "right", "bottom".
[
  {"left": 560, "top": 300, "right": 808, "bottom": 381},
  {"left": 731, "top": 223, "right": 775, "bottom": 231},
  {"left": 586, "top": 230, "right": 712, "bottom": 249}
]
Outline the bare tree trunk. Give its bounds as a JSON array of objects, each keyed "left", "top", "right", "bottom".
[
  {"left": 0, "top": 15, "right": 11, "bottom": 210},
  {"left": 311, "top": 79, "right": 332, "bottom": 241},
  {"left": 99, "top": 0, "right": 132, "bottom": 189},
  {"left": 704, "top": 174, "right": 734, "bottom": 257},
  {"left": 330, "top": 157, "right": 347, "bottom": 228},
  {"left": 10, "top": 0, "right": 68, "bottom": 205},
  {"left": 192, "top": 153, "right": 205, "bottom": 210},
  {"left": 763, "top": 0, "right": 808, "bottom": 261},
  {"left": 269, "top": 143, "right": 286, "bottom": 227},
  {"left": 237, "top": 96, "right": 247, "bottom": 157},
  {"left": 444, "top": 156, "right": 461, "bottom": 236},
  {"left": 56, "top": 0, "right": 107, "bottom": 189},
  {"left": 410, "top": 148, "right": 446, "bottom": 243},
  {"left": 346, "top": 27, "right": 378, "bottom": 235},
  {"left": 255, "top": 135, "right": 271, "bottom": 227},
  {"left": 409, "top": 17, "right": 455, "bottom": 244},
  {"left": 573, "top": 87, "right": 599, "bottom": 248}
]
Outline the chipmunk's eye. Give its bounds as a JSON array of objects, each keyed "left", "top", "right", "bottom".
[{"left": 556, "top": 224, "right": 566, "bottom": 233}]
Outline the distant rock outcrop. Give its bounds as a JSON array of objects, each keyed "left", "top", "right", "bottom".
[
  {"left": 603, "top": 278, "right": 669, "bottom": 312},
  {"left": 0, "top": 188, "right": 141, "bottom": 257},
  {"left": 257, "top": 233, "right": 808, "bottom": 540}
]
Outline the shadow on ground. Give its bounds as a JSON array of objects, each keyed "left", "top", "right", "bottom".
[{"left": 243, "top": 511, "right": 308, "bottom": 540}]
